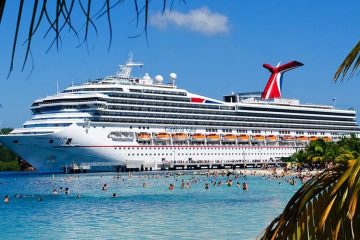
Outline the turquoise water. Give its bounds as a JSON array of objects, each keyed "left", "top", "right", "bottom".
[{"left": 0, "top": 171, "right": 300, "bottom": 239}]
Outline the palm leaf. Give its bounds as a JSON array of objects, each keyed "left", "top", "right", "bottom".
[
  {"left": 260, "top": 159, "right": 360, "bottom": 239},
  {"left": 334, "top": 40, "right": 360, "bottom": 81},
  {"left": 0, "top": 0, "right": 5, "bottom": 23}
]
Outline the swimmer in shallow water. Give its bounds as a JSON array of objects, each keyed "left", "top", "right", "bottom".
[{"left": 4, "top": 195, "right": 9, "bottom": 204}]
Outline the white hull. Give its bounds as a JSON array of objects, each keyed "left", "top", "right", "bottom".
[{"left": 0, "top": 124, "right": 300, "bottom": 173}]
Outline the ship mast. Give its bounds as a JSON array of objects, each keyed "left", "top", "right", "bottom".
[{"left": 116, "top": 53, "right": 143, "bottom": 79}]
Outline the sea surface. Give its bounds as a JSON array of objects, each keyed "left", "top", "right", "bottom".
[{"left": 0, "top": 171, "right": 301, "bottom": 240}]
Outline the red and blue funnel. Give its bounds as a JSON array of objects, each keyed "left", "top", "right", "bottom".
[{"left": 261, "top": 61, "right": 303, "bottom": 99}]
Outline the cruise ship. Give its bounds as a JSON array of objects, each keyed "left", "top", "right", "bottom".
[{"left": 0, "top": 56, "right": 359, "bottom": 173}]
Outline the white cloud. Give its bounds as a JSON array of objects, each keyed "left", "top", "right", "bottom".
[{"left": 149, "top": 7, "right": 230, "bottom": 36}]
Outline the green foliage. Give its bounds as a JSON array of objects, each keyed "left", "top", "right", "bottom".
[
  {"left": 0, "top": 161, "right": 20, "bottom": 171},
  {"left": 261, "top": 136, "right": 360, "bottom": 239},
  {"left": 0, "top": 128, "right": 13, "bottom": 134},
  {"left": 290, "top": 136, "right": 360, "bottom": 165},
  {"left": 0, "top": 128, "right": 20, "bottom": 171}
]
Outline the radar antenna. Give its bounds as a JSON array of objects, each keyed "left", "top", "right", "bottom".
[{"left": 116, "top": 53, "right": 143, "bottom": 79}]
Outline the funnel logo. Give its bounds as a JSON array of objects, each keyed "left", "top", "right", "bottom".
[{"left": 261, "top": 61, "right": 303, "bottom": 99}]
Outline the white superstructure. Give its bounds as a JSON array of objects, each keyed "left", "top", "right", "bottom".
[{"left": 0, "top": 57, "right": 359, "bottom": 172}]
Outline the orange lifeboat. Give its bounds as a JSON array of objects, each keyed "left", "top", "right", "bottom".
[
  {"left": 266, "top": 135, "right": 277, "bottom": 142},
  {"left": 252, "top": 135, "right": 265, "bottom": 142},
  {"left": 237, "top": 134, "right": 250, "bottom": 142},
  {"left": 155, "top": 132, "right": 171, "bottom": 141},
  {"left": 309, "top": 136, "right": 318, "bottom": 142},
  {"left": 190, "top": 133, "right": 205, "bottom": 142},
  {"left": 206, "top": 134, "right": 220, "bottom": 142},
  {"left": 296, "top": 136, "right": 308, "bottom": 143},
  {"left": 137, "top": 132, "right": 151, "bottom": 141},
  {"left": 282, "top": 135, "right": 296, "bottom": 142},
  {"left": 322, "top": 136, "right": 332, "bottom": 142},
  {"left": 172, "top": 133, "right": 188, "bottom": 142},
  {"left": 223, "top": 134, "right": 236, "bottom": 142}
]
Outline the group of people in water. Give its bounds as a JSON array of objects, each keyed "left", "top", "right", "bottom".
[
  {"left": 2, "top": 166, "right": 320, "bottom": 204},
  {"left": 169, "top": 178, "right": 249, "bottom": 190}
]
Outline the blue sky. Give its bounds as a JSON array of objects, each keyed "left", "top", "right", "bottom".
[{"left": 0, "top": 1, "right": 359, "bottom": 127}]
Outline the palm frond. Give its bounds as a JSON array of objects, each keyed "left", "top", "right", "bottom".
[
  {"left": 260, "top": 159, "right": 360, "bottom": 239},
  {"left": 0, "top": 0, "right": 5, "bottom": 23},
  {"left": 2, "top": 0, "right": 182, "bottom": 76},
  {"left": 7, "top": 0, "right": 24, "bottom": 78},
  {"left": 22, "top": 0, "right": 38, "bottom": 71},
  {"left": 334, "top": 40, "right": 360, "bottom": 81}
]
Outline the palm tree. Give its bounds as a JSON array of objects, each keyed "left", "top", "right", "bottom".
[
  {"left": 260, "top": 137, "right": 360, "bottom": 239},
  {"left": 260, "top": 158, "right": 360, "bottom": 240}
]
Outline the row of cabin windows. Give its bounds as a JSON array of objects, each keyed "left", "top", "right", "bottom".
[
  {"left": 279, "top": 131, "right": 291, "bottom": 134},
  {"left": 32, "top": 97, "right": 104, "bottom": 107},
  {"left": 62, "top": 87, "right": 124, "bottom": 93},
  {"left": 62, "top": 86, "right": 187, "bottom": 96},
  {"left": 237, "top": 106, "right": 355, "bottom": 117},
  {"left": 96, "top": 111, "right": 357, "bottom": 128},
  {"left": 91, "top": 117, "right": 358, "bottom": 131},
  {"left": 121, "top": 147, "right": 293, "bottom": 151},
  {"left": 107, "top": 92, "right": 191, "bottom": 103},
  {"left": 106, "top": 95, "right": 355, "bottom": 117},
  {"left": 104, "top": 102, "right": 355, "bottom": 123},
  {"left": 127, "top": 152, "right": 287, "bottom": 156}
]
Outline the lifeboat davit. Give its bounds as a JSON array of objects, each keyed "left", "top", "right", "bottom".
[
  {"left": 237, "top": 134, "right": 250, "bottom": 142},
  {"left": 172, "top": 133, "right": 188, "bottom": 142},
  {"left": 266, "top": 135, "right": 277, "bottom": 142},
  {"left": 137, "top": 132, "right": 151, "bottom": 141},
  {"left": 323, "top": 136, "right": 332, "bottom": 142},
  {"left": 223, "top": 134, "right": 236, "bottom": 142},
  {"left": 190, "top": 133, "right": 205, "bottom": 142},
  {"left": 309, "top": 136, "right": 318, "bottom": 142},
  {"left": 296, "top": 136, "right": 308, "bottom": 143},
  {"left": 155, "top": 132, "right": 171, "bottom": 141},
  {"left": 252, "top": 135, "right": 265, "bottom": 142},
  {"left": 282, "top": 135, "right": 296, "bottom": 142},
  {"left": 206, "top": 134, "right": 220, "bottom": 142}
]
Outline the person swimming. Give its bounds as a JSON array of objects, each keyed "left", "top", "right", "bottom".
[
  {"left": 65, "top": 187, "right": 70, "bottom": 195},
  {"left": 52, "top": 189, "right": 58, "bottom": 195},
  {"left": 112, "top": 193, "right": 117, "bottom": 198},
  {"left": 4, "top": 195, "right": 9, "bottom": 204},
  {"left": 205, "top": 183, "right": 209, "bottom": 190},
  {"left": 168, "top": 184, "right": 174, "bottom": 191},
  {"left": 242, "top": 182, "right": 248, "bottom": 190},
  {"left": 102, "top": 184, "right": 108, "bottom": 191}
]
